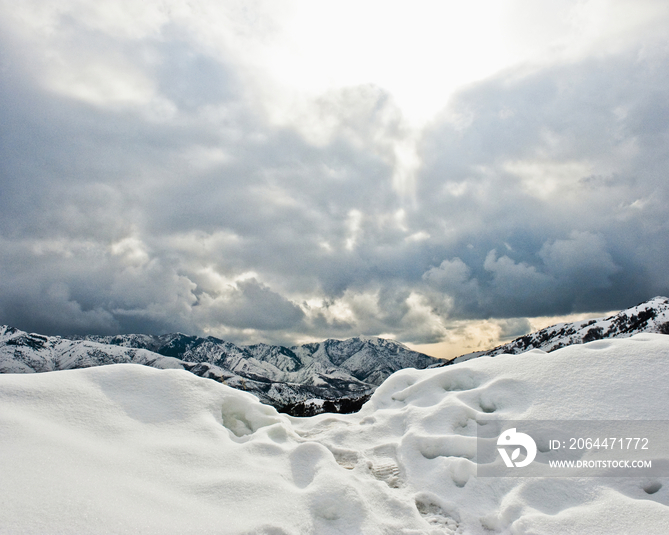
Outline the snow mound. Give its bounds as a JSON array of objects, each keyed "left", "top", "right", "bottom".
[{"left": 1, "top": 334, "right": 668, "bottom": 534}]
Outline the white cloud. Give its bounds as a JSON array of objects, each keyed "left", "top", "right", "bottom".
[
  {"left": 110, "top": 236, "right": 150, "bottom": 267},
  {"left": 503, "top": 159, "right": 594, "bottom": 200},
  {"left": 344, "top": 210, "right": 363, "bottom": 251}
]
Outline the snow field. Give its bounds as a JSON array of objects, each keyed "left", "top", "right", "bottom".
[{"left": 1, "top": 334, "right": 668, "bottom": 533}]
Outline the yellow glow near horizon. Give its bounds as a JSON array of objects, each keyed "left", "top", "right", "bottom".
[{"left": 407, "top": 310, "right": 619, "bottom": 360}]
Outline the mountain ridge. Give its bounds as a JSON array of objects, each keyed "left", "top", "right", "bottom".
[
  {"left": 0, "top": 327, "right": 440, "bottom": 414},
  {"left": 447, "top": 296, "right": 669, "bottom": 365}
]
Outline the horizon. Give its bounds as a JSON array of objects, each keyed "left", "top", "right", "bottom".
[
  {"left": 2, "top": 1, "right": 669, "bottom": 360},
  {"left": 7, "top": 294, "right": 663, "bottom": 359}
]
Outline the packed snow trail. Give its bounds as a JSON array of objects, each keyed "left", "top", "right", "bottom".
[{"left": 1, "top": 334, "right": 668, "bottom": 533}]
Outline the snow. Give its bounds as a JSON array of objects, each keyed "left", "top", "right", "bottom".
[{"left": 1, "top": 334, "right": 669, "bottom": 534}]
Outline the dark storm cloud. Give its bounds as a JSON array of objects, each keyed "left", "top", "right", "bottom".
[
  {"left": 1, "top": 8, "right": 669, "bottom": 349},
  {"left": 195, "top": 278, "right": 305, "bottom": 331},
  {"left": 417, "top": 52, "right": 669, "bottom": 320},
  {"left": 0, "top": 23, "right": 410, "bottom": 343}
]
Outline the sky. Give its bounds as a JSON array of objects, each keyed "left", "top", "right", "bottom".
[{"left": 1, "top": 0, "right": 669, "bottom": 359}]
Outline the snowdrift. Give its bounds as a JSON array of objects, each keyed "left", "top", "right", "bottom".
[{"left": 1, "top": 334, "right": 668, "bottom": 534}]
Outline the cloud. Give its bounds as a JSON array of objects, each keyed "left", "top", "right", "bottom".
[
  {"left": 195, "top": 278, "right": 305, "bottom": 332},
  {"left": 421, "top": 232, "right": 621, "bottom": 320},
  {"left": 415, "top": 49, "right": 669, "bottom": 320},
  {"left": 482, "top": 250, "right": 555, "bottom": 314},
  {"left": 539, "top": 232, "right": 620, "bottom": 289},
  {"left": 0, "top": 1, "right": 669, "bottom": 355}
]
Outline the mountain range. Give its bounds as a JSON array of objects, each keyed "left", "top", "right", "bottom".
[
  {"left": 0, "top": 327, "right": 439, "bottom": 415},
  {"left": 2, "top": 296, "right": 668, "bottom": 414}
]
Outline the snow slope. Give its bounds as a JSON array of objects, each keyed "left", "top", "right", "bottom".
[
  {"left": 1, "top": 334, "right": 668, "bottom": 534},
  {"left": 450, "top": 296, "right": 669, "bottom": 365}
]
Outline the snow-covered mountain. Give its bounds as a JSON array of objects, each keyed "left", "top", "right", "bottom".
[
  {"left": 0, "top": 326, "right": 440, "bottom": 413},
  {"left": 449, "top": 296, "right": 669, "bottom": 365},
  {"left": 0, "top": 325, "right": 185, "bottom": 373},
  {"left": 73, "top": 333, "right": 437, "bottom": 386}
]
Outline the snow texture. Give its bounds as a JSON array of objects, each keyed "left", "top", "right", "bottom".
[{"left": 1, "top": 333, "right": 668, "bottom": 534}]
